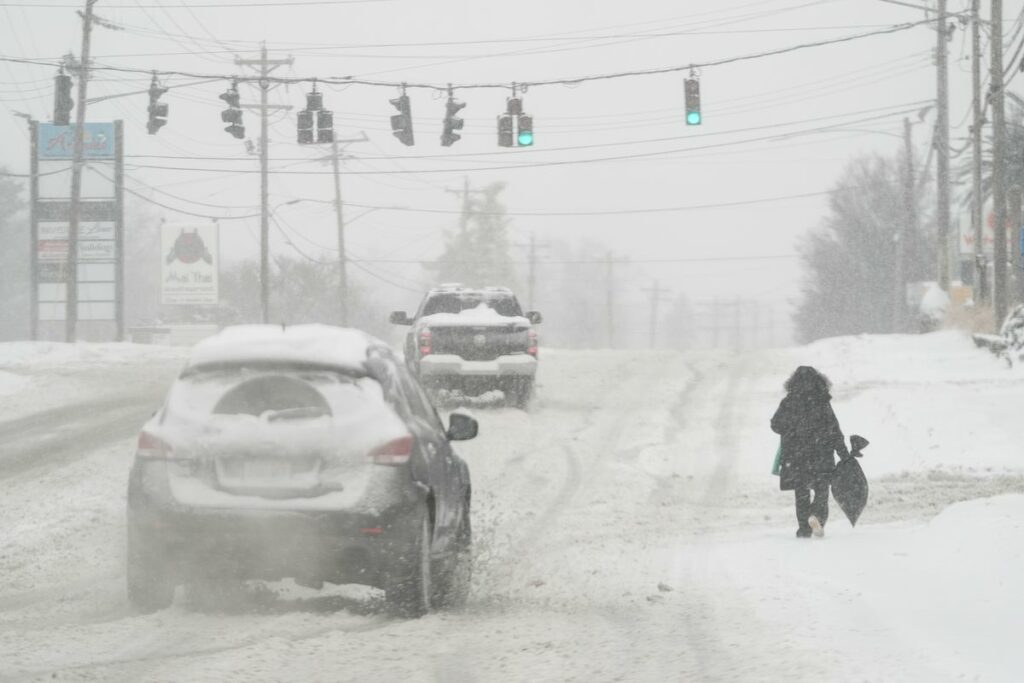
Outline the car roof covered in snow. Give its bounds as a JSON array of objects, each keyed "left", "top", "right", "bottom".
[{"left": 184, "top": 324, "right": 381, "bottom": 374}]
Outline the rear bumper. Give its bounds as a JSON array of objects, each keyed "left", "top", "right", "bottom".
[
  {"left": 127, "top": 465, "right": 424, "bottom": 587},
  {"left": 418, "top": 353, "right": 537, "bottom": 378},
  {"left": 132, "top": 506, "right": 418, "bottom": 587}
]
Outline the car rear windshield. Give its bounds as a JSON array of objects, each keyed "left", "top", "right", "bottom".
[
  {"left": 420, "top": 292, "right": 523, "bottom": 317},
  {"left": 166, "top": 365, "right": 384, "bottom": 422}
]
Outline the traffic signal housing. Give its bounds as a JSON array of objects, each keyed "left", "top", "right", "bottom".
[
  {"left": 219, "top": 82, "right": 245, "bottom": 139},
  {"left": 297, "top": 86, "right": 334, "bottom": 144},
  {"left": 146, "top": 75, "right": 168, "bottom": 135},
  {"left": 685, "top": 78, "right": 701, "bottom": 126},
  {"left": 317, "top": 110, "right": 334, "bottom": 143},
  {"left": 441, "top": 95, "right": 465, "bottom": 147},
  {"left": 297, "top": 110, "right": 314, "bottom": 144},
  {"left": 498, "top": 114, "right": 514, "bottom": 147},
  {"left": 53, "top": 69, "right": 73, "bottom": 125},
  {"left": 498, "top": 96, "right": 534, "bottom": 147},
  {"left": 390, "top": 94, "right": 414, "bottom": 146},
  {"left": 516, "top": 114, "right": 534, "bottom": 146}
]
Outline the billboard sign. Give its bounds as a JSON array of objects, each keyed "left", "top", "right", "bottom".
[
  {"left": 37, "top": 123, "right": 115, "bottom": 159},
  {"left": 161, "top": 223, "right": 219, "bottom": 305}
]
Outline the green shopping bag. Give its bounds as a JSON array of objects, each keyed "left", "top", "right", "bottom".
[{"left": 771, "top": 443, "right": 782, "bottom": 476}]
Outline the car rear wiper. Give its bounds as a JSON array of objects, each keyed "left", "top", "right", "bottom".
[{"left": 262, "top": 406, "right": 331, "bottom": 422}]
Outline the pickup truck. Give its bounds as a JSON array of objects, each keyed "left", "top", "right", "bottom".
[{"left": 390, "top": 285, "right": 542, "bottom": 407}]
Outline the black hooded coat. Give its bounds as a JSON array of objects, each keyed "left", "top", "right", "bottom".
[{"left": 770, "top": 367, "right": 848, "bottom": 491}]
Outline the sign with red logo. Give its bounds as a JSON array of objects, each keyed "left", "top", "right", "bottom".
[{"left": 161, "top": 223, "right": 219, "bottom": 305}]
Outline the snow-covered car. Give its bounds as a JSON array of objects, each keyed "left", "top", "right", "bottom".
[
  {"left": 389, "top": 285, "right": 542, "bottom": 407},
  {"left": 125, "top": 324, "right": 478, "bottom": 617}
]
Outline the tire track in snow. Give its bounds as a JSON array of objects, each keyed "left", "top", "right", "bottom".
[{"left": 0, "top": 392, "right": 164, "bottom": 480}]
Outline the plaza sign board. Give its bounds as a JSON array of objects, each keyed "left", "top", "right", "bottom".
[{"left": 37, "top": 123, "right": 115, "bottom": 159}]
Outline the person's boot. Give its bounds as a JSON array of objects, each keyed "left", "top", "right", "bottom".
[{"left": 808, "top": 515, "right": 824, "bottom": 538}]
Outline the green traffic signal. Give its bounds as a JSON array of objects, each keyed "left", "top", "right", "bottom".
[
  {"left": 686, "top": 111, "right": 702, "bottom": 125},
  {"left": 517, "top": 130, "right": 534, "bottom": 146}
]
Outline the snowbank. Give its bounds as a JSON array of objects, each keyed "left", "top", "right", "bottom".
[
  {"left": 684, "top": 494, "right": 1024, "bottom": 681},
  {"left": 765, "top": 331, "right": 1024, "bottom": 476}
]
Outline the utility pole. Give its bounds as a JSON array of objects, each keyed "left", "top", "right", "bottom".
[
  {"left": 604, "top": 251, "right": 626, "bottom": 348},
  {"left": 896, "top": 117, "right": 917, "bottom": 331},
  {"left": 935, "top": 0, "right": 953, "bottom": 292},
  {"left": 445, "top": 176, "right": 482, "bottom": 236},
  {"left": 324, "top": 132, "right": 368, "bottom": 327},
  {"left": 514, "top": 233, "right": 549, "bottom": 311},
  {"left": 641, "top": 280, "right": 671, "bottom": 349},
  {"left": 971, "top": 0, "right": 986, "bottom": 303},
  {"left": 65, "top": 0, "right": 97, "bottom": 342},
  {"left": 992, "top": 0, "right": 1009, "bottom": 327},
  {"left": 236, "top": 45, "right": 292, "bottom": 323}
]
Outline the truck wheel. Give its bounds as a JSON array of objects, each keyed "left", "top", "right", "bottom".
[
  {"left": 506, "top": 378, "right": 534, "bottom": 409},
  {"left": 384, "top": 506, "right": 434, "bottom": 618},
  {"left": 126, "top": 525, "right": 175, "bottom": 613}
]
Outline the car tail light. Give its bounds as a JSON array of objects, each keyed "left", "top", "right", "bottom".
[
  {"left": 419, "top": 329, "right": 432, "bottom": 356},
  {"left": 369, "top": 435, "right": 413, "bottom": 466},
  {"left": 136, "top": 430, "right": 172, "bottom": 459},
  {"left": 527, "top": 329, "right": 538, "bottom": 357}
]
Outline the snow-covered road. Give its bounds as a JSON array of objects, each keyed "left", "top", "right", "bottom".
[{"left": 1, "top": 335, "right": 1023, "bottom": 682}]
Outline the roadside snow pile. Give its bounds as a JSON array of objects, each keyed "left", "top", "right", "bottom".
[
  {"left": 999, "top": 303, "right": 1024, "bottom": 366},
  {"left": 0, "top": 341, "right": 189, "bottom": 422},
  {"left": 776, "top": 331, "right": 1024, "bottom": 475},
  {"left": 0, "top": 371, "right": 28, "bottom": 397},
  {"left": 0, "top": 340, "right": 188, "bottom": 371},
  {"left": 692, "top": 493, "right": 1024, "bottom": 681}
]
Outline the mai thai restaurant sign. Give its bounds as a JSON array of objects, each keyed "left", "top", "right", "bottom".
[{"left": 161, "top": 222, "right": 219, "bottom": 305}]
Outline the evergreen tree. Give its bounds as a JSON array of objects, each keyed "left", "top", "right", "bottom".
[
  {"left": 795, "top": 154, "right": 933, "bottom": 342},
  {"left": 434, "top": 182, "right": 516, "bottom": 288}
]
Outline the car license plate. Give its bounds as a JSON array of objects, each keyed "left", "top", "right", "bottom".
[{"left": 243, "top": 459, "right": 291, "bottom": 481}]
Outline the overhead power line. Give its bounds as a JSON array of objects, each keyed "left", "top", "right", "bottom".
[{"left": 0, "top": 18, "right": 938, "bottom": 92}]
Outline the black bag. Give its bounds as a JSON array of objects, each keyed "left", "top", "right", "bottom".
[{"left": 832, "top": 435, "right": 869, "bottom": 526}]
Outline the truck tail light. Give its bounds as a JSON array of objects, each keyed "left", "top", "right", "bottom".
[
  {"left": 369, "top": 435, "right": 414, "bottom": 466},
  {"left": 419, "top": 329, "right": 432, "bottom": 356},
  {"left": 527, "top": 329, "right": 538, "bottom": 357}
]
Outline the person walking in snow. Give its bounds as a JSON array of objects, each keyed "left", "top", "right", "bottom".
[{"left": 771, "top": 366, "right": 849, "bottom": 538}]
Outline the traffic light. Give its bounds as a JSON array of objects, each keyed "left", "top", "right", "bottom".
[
  {"left": 146, "top": 74, "right": 168, "bottom": 135},
  {"left": 389, "top": 93, "right": 414, "bottom": 146},
  {"left": 498, "top": 95, "right": 533, "bottom": 147},
  {"left": 517, "top": 114, "right": 534, "bottom": 146},
  {"left": 441, "top": 94, "right": 465, "bottom": 147},
  {"left": 53, "top": 68, "right": 73, "bottom": 126},
  {"left": 219, "top": 81, "right": 245, "bottom": 139},
  {"left": 297, "top": 85, "right": 333, "bottom": 144},
  {"left": 498, "top": 114, "right": 514, "bottom": 147},
  {"left": 685, "top": 78, "right": 701, "bottom": 125},
  {"left": 317, "top": 110, "right": 334, "bottom": 143},
  {"left": 297, "top": 110, "right": 314, "bottom": 144}
]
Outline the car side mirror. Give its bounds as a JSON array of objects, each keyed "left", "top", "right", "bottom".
[
  {"left": 526, "top": 311, "right": 543, "bottom": 325},
  {"left": 447, "top": 410, "right": 478, "bottom": 441},
  {"left": 389, "top": 311, "right": 412, "bottom": 325},
  {"left": 850, "top": 434, "right": 869, "bottom": 454}
]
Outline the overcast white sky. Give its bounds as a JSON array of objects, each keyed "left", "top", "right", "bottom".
[{"left": 1, "top": 0, "right": 1020, "bottom": 331}]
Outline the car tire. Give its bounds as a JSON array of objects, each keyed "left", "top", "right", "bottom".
[
  {"left": 435, "top": 505, "right": 472, "bottom": 610},
  {"left": 384, "top": 506, "right": 434, "bottom": 618},
  {"left": 126, "top": 524, "right": 175, "bottom": 613}
]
